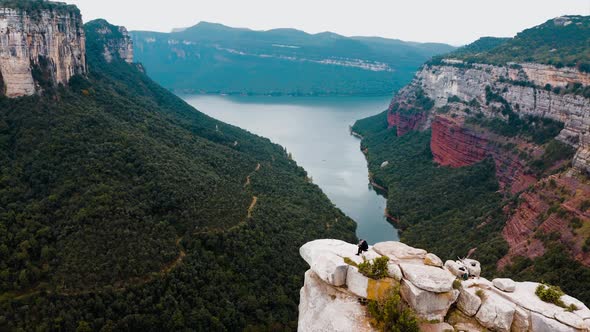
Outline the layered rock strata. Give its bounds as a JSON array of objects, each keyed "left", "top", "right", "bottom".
[
  {"left": 387, "top": 61, "right": 590, "bottom": 174},
  {"left": 0, "top": 5, "right": 86, "bottom": 97}
]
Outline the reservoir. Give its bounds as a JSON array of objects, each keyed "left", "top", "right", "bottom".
[{"left": 183, "top": 95, "right": 399, "bottom": 244}]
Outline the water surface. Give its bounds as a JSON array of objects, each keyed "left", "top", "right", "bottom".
[{"left": 182, "top": 95, "right": 399, "bottom": 243}]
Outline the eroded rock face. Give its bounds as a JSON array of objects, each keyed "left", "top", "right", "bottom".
[
  {"left": 94, "top": 22, "right": 134, "bottom": 64},
  {"left": 400, "top": 279, "right": 460, "bottom": 321},
  {"left": 0, "top": 6, "right": 86, "bottom": 97},
  {"left": 431, "top": 114, "right": 538, "bottom": 193},
  {"left": 475, "top": 291, "right": 516, "bottom": 332},
  {"left": 298, "top": 270, "right": 376, "bottom": 332},
  {"left": 298, "top": 239, "right": 590, "bottom": 332},
  {"left": 417, "top": 63, "right": 590, "bottom": 174}
]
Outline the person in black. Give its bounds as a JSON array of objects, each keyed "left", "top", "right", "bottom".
[{"left": 356, "top": 239, "right": 369, "bottom": 255}]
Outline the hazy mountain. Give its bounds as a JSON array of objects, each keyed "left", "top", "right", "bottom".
[{"left": 131, "top": 22, "right": 456, "bottom": 96}]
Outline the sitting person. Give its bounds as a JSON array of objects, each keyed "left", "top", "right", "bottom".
[{"left": 356, "top": 239, "right": 369, "bottom": 255}]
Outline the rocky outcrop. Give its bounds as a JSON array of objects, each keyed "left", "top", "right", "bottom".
[
  {"left": 93, "top": 21, "right": 134, "bottom": 64},
  {"left": 298, "top": 239, "right": 590, "bottom": 331},
  {"left": 0, "top": 4, "right": 86, "bottom": 97}
]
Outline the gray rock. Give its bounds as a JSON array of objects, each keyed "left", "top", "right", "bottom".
[
  {"left": 457, "top": 286, "right": 482, "bottom": 317},
  {"left": 400, "top": 263, "right": 455, "bottom": 293},
  {"left": 475, "top": 292, "right": 516, "bottom": 332},
  {"left": 400, "top": 279, "right": 459, "bottom": 321},
  {"left": 0, "top": 8, "right": 87, "bottom": 97},
  {"left": 424, "top": 253, "right": 443, "bottom": 267},
  {"left": 493, "top": 278, "right": 516, "bottom": 292}
]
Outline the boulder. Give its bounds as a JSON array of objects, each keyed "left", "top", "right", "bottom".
[
  {"left": 475, "top": 292, "right": 516, "bottom": 332},
  {"left": 298, "top": 270, "right": 376, "bottom": 332},
  {"left": 300, "top": 239, "right": 378, "bottom": 286},
  {"left": 424, "top": 253, "right": 443, "bottom": 267},
  {"left": 310, "top": 254, "right": 349, "bottom": 287},
  {"left": 457, "top": 286, "right": 482, "bottom": 317},
  {"left": 444, "top": 260, "right": 468, "bottom": 278},
  {"left": 460, "top": 258, "right": 481, "bottom": 278},
  {"left": 346, "top": 266, "right": 368, "bottom": 298},
  {"left": 400, "top": 279, "right": 459, "bottom": 321},
  {"left": 530, "top": 311, "right": 579, "bottom": 332},
  {"left": 400, "top": 263, "right": 455, "bottom": 293},
  {"left": 387, "top": 263, "right": 403, "bottom": 281},
  {"left": 493, "top": 278, "right": 516, "bottom": 292},
  {"left": 372, "top": 241, "right": 426, "bottom": 261},
  {"left": 300, "top": 239, "right": 364, "bottom": 265}
]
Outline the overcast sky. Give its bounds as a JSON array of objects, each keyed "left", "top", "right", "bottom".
[{"left": 65, "top": 0, "right": 590, "bottom": 45}]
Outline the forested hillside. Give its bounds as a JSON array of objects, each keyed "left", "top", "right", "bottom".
[
  {"left": 0, "top": 18, "right": 356, "bottom": 331},
  {"left": 131, "top": 22, "right": 455, "bottom": 96},
  {"left": 443, "top": 15, "right": 590, "bottom": 71}
]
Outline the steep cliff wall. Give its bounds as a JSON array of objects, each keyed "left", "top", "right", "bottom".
[
  {"left": 0, "top": 5, "right": 86, "bottom": 97},
  {"left": 413, "top": 62, "right": 590, "bottom": 173},
  {"left": 431, "top": 115, "right": 537, "bottom": 193},
  {"left": 385, "top": 59, "right": 590, "bottom": 269},
  {"left": 500, "top": 175, "right": 590, "bottom": 268},
  {"left": 95, "top": 22, "right": 133, "bottom": 64}
]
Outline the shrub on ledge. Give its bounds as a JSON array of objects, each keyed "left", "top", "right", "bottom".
[
  {"left": 367, "top": 286, "right": 419, "bottom": 332},
  {"left": 358, "top": 256, "right": 390, "bottom": 280}
]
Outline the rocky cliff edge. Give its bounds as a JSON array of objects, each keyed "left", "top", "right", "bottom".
[{"left": 298, "top": 239, "right": 590, "bottom": 332}]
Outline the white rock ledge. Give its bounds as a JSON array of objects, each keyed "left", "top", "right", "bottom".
[{"left": 298, "top": 239, "right": 590, "bottom": 332}]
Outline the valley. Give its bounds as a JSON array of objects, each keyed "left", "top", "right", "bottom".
[{"left": 182, "top": 95, "right": 400, "bottom": 244}]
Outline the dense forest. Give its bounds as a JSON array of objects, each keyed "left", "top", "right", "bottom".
[
  {"left": 131, "top": 22, "right": 455, "bottom": 96},
  {"left": 352, "top": 111, "right": 590, "bottom": 305},
  {"left": 0, "top": 18, "right": 357, "bottom": 331},
  {"left": 437, "top": 15, "right": 590, "bottom": 71}
]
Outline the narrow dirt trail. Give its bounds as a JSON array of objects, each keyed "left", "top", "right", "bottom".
[
  {"left": 244, "top": 163, "right": 262, "bottom": 187},
  {"left": 161, "top": 237, "right": 186, "bottom": 274},
  {"left": 247, "top": 196, "right": 258, "bottom": 219}
]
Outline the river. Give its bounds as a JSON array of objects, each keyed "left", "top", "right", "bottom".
[{"left": 182, "top": 95, "right": 399, "bottom": 244}]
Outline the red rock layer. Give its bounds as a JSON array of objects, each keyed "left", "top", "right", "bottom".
[
  {"left": 430, "top": 115, "right": 489, "bottom": 167},
  {"left": 430, "top": 115, "right": 537, "bottom": 194},
  {"left": 387, "top": 111, "right": 428, "bottom": 136},
  {"left": 499, "top": 175, "right": 590, "bottom": 269}
]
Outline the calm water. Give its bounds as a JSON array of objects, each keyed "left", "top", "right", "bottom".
[{"left": 182, "top": 95, "right": 399, "bottom": 243}]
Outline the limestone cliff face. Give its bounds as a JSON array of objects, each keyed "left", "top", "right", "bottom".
[
  {"left": 298, "top": 239, "right": 590, "bottom": 332},
  {"left": 93, "top": 22, "right": 133, "bottom": 64},
  {"left": 0, "top": 5, "right": 86, "bottom": 97},
  {"left": 411, "top": 62, "right": 590, "bottom": 173},
  {"left": 386, "top": 60, "right": 590, "bottom": 269}
]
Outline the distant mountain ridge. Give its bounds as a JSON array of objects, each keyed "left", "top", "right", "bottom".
[{"left": 131, "top": 22, "right": 455, "bottom": 96}]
